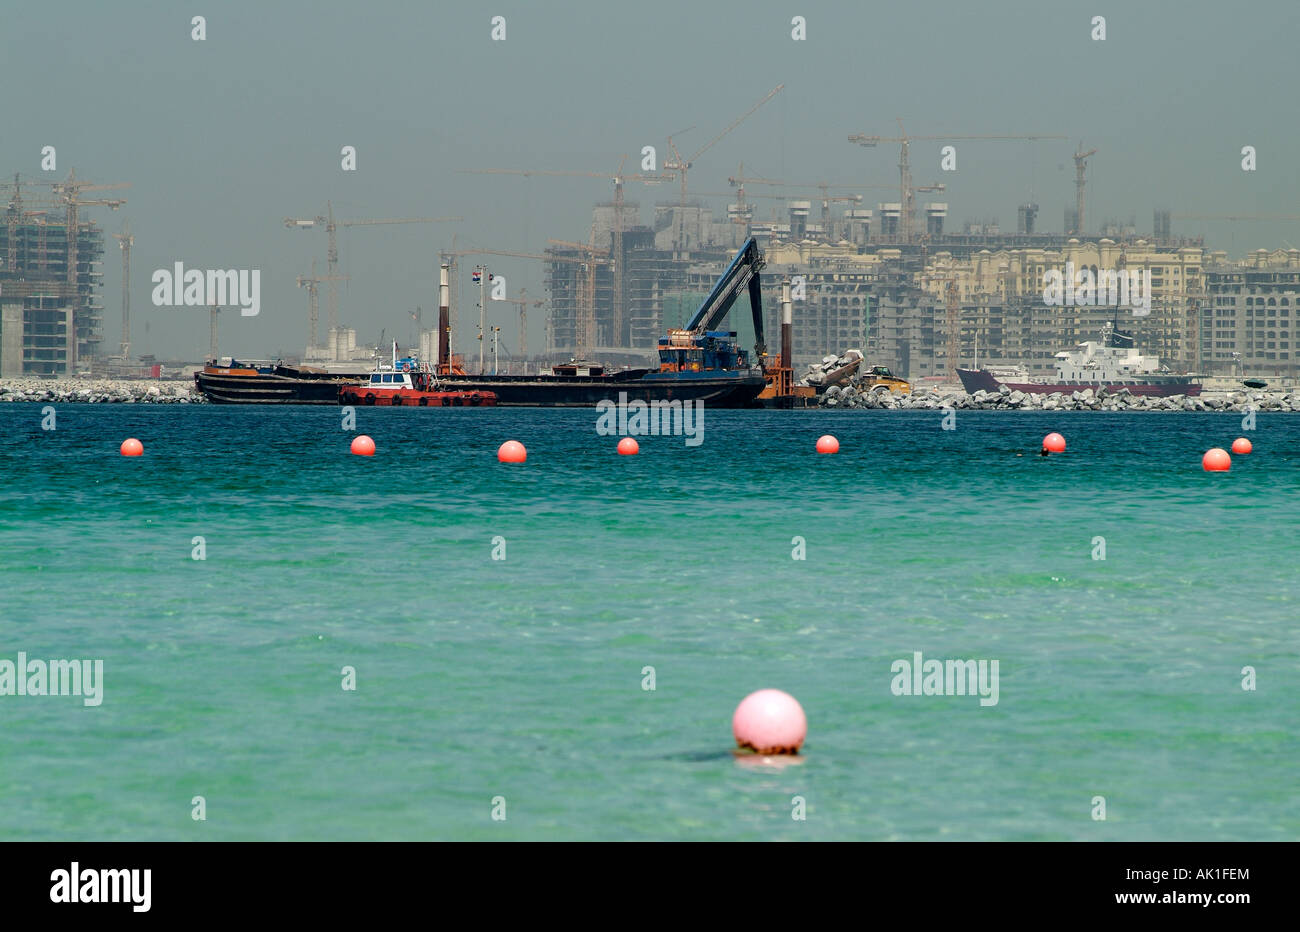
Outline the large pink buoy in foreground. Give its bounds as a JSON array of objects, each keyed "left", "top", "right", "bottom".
[
  {"left": 1203, "top": 448, "right": 1231, "bottom": 471},
  {"left": 617, "top": 437, "right": 639, "bottom": 456},
  {"left": 1232, "top": 437, "right": 1252, "bottom": 455},
  {"left": 120, "top": 438, "right": 143, "bottom": 457},
  {"left": 497, "top": 440, "right": 527, "bottom": 463},
  {"left": 733, "top": 688, "right": 807, "bottom": 755},
  {"left": 1042, "top": 432, "right": 1066, "bottom": 453},
  {"left": 816, "top": 434, "right": 839, "bottom": 454},
  {"left": 350, "top": 435, "right": 375, "bottom": 456}
]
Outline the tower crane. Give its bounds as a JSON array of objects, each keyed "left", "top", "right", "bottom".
[
  {"left": 284, "top": 203, "right": 461, "bottom": 336},
  {"left": 725, "top": 168, "right": 899, "bottom": 225},
  {"left": 922, "top": 270, "right": 964, "bottom": 378},
  {"left": 1071, "top": 144, "right": 1098, "bottom": 234},
  {"left": 23, "top": 171, "right": 130, "bottom": 367},
  {"left": 664, "top": 84, "right": 784, "bottom": 206},
  {"left": 496, "top": 287, "right": 544, "bottom": 365},
  {"left": 549, "top": 231, "right": 610, "bottom": 359},
  {"left": 296, "top": 258, "right": 349, "bottom": 350},
  {"left": 456, "top": 158, "right": 672, "bottom": 346},
  {"left": 849, "top": 122, "right": 1066, "bottom": 242},
  {"left": 112, "top": 222, "right": 133, "bottom": 360},
  {"left": 442, "top": 245, "right": 612, "bottom": 361}
]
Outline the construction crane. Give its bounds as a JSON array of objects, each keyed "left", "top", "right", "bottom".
[
  {"left": 442, "top": 245, "right": 612, "bottom": 361},
  {"left": 1072, "top": 144, "right": 1098, "bottom": 234},
  {"left": 296, "top": 258, "right": 349, "bottom": 350},
  {"left": 26, "top": 171, "right": 130, "bottom": 368},
  {"left": 456, "top": 158, "right": 672, "bottom": 347},
  {"left": 209, "top": 304, "right": 220, "bottom": 362},
  {"left": 728, "top": 166, "right": 898, "bottom": 220},
  {"left": 922, "top": 270, "right": 963, "bottom": 378},
  {"left": 3, "top": 173, "right": 30, "bottom": 274},
  {"left": 112, "top": 221, "right": 133, "bottom": 360},
  {"left": 699, "top": 189, "right": 879, "bottom": 232},
  {"left": 496, "top": 287, "right": 543, "bottom": 363},
  {"left": 549, "top": 231, "right": 610, "bottom": 359},
  {"left": 945, "top": 279, "right": 960, "bottom": 378},
  {"left": 721, "top": 163, "right": 781, "bottom": 224},
  {"left": 284, "top": 203, "right": 461, "bottom": 338},
  {"left": 664, "top": 84, "right": 784, "bottom": 206},
  {"left": 849, "top": 122, "right": 1066, "bottom": 242}
]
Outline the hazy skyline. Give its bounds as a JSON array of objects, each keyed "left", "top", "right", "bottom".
[{"left": 4, "top": 0, "right": 1297, "bottom": 359}]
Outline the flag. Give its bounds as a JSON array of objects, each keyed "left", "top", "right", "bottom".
[{"left": 472, "top": 270, "right": 482, "bottom": 283}]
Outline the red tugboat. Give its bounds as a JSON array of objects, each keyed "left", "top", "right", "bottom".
[{"left": 339, "top": 347, "right": 497, "bottom": 407}]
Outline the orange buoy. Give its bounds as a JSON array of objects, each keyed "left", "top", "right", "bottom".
[
  {"left": 120, "top": 438, "right": 143, "bottom": 457},
  {"left": 1231, "top": 437, "right": 1252, "bottom": 455},
  {"left": 1202, "top": 448, "right": 1231, "bottom": 471},
  {"left": 1042, "top": 432, "right": 1066, "bottom": 453},
  {"left": 815, "top": 434, "right": 839, "bottom": 454},
  {"left": 350, "top": 435, "right": 376, "bottom": 456},
  {"left": 497, "top": 440, "right": 527, "bottom": 463},
  {"left": 617, "top": 437, "right": 639, "bottom": 456}
]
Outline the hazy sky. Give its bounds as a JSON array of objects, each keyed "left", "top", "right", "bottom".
[{"left": 4, "top": 0, "right": 1297, "bottom": 360}]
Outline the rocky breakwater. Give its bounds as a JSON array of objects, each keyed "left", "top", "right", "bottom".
[
  {"left": 0, "top": 378, "right": 203, "bottom": 404},
  {"left": 819, "top": 383, "right": 1300, "bottom": 413}
]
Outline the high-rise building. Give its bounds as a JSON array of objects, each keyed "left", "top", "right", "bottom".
[
  {"left": 1, "top": 183, "right": 106, "bottom": 376},
  {"left": 1201, "top": 248, "right": 1300, "bottom": 376}
]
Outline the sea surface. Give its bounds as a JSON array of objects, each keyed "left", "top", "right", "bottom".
[{"left": 1, "top": 404, "right": 1296, "bottom": 841}]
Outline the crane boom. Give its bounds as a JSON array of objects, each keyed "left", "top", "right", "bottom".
[
  {"left": 685, "top": 236, "right": 766, "bottom": 357},
  {"left": 665, "top": 84, "right": 785, "bottom": 204},
  {"left": 688, "top": 85, "right": 784, "bottom": 164},
  {"left": 341, "top": 216, "right": 462, "bottom": 227},
  {"left": 849, "top": 127, "right": 1066, "bottom": 241},
  {"left": 657, "top": 237, "right": 767, "bottom": 375}
]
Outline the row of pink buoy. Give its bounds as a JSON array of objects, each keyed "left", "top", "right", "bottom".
[
  {"left": 817, "top": 430, "right": 1256, "bottom": 471},
  {"left": 820, "top": 431, "right": 1070, "bottom": 454},
  {"left": 121, "top": 429, "right": 1259, "bottom": 476},
  {"left": 116, "top": 435, "right": 630, "bottom": 459}
]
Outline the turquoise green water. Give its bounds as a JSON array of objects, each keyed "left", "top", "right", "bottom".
[{"left": 1, "top": 405, "right": 1296, "bottom": 840}]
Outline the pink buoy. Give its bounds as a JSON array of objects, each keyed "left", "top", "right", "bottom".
[
  {"left": 733, "top": 688, "right": 807, "bottom": 755},
  {"left": 815, "top": 434, "right": 839, "bottom": 454},
  {"left": 120, "top": 438, "right": 143, "bottom": 457},
  {"left": 1202, "top": 448, "right": 1231, "bottom": 472},
  {"left": 1231, "top": 437, "right": 1252, "bottom": 455},
  {"left": 617, "top": 437, "right": 639, "bottom": 456},
  {"left": 1042, "top": 432, "right": 1066, "bottom": 453},
  {"left": 497, "top": 440, "right": 527, "bottom": 463},
  {"left": 350, "top": 435, "right": 375, "bottom": 456}
]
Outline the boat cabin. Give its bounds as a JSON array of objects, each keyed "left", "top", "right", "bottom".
[
  {"left": 657, "top": 330, "right": 749, "bottom": 372},
  {"left": 367, "top": 371, "right": 416, "bottom": 389}
]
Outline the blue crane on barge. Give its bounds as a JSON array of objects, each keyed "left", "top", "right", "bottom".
[{"left": 657, "top": 237, "right": 768, "bottom": 374}]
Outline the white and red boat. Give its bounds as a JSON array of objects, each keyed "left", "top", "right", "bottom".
[
  {"left": 339, "top": 347, "right": 496, "bottom": 407},
  {"left": 957, "top": 323, "right": 1201, "bottom": 397}
]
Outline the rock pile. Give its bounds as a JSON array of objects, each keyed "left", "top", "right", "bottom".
[
  {"left": 803, "top": 350, "right": 863, "bottom": 388},
  {"left": 819, "top": 383, "right": 1300, "bottom": 412},
  {"left": 0, "top": 379, "right": 202, "bottom": 404}
]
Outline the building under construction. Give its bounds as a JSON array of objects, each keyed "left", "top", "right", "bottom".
[
  {"left": 539, "top": 187, "right": 1256, "bottom": 377},
  {"left": 544, "top": 201, "right": 746, "bottom": 363},
  {"left": 1, "top": 176, "right": 110, "bottom": 377}
]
